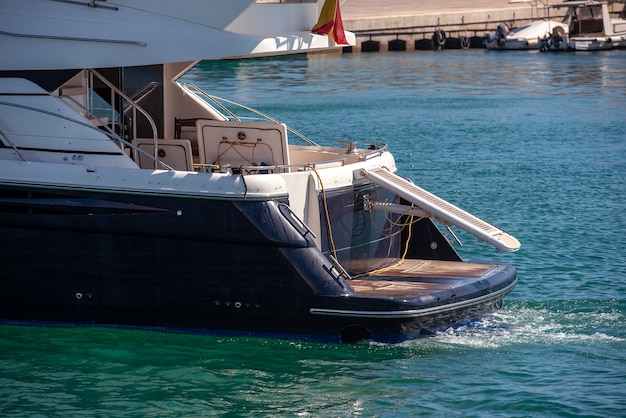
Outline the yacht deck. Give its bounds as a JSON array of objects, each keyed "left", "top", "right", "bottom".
[{"left": 349, "top": 259, "right": 502, "bottom": 297}]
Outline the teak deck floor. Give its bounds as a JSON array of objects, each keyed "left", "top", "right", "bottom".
[{"left": 349, "top": 259, "right": 501, "bottom": 297}]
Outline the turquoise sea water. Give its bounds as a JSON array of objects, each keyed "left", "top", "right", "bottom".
[{"left": 2, "top": 50, "right": 625, "bottom": 416}]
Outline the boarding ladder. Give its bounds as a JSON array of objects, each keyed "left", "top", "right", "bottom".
[{"left": 363, "top": 167, "right": 521, "bottom": 252}]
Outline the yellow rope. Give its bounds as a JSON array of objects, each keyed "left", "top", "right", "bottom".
[
  {"left": 369, "top": 203, "right": 417, "bottom": 237},
  {"left": 353, "top": 204, "right": 422, "bottom": 278},
  {"left": 308, "top": 163, "right": 421, "bottom": 278},
  {"left": 216, "top": 141, "right": 275, "bottom": 169},
  {"left": 309, "top": 165, "right": 337, "bottom": 260},
  {"left": 218, "top": 142, "right": 254, "bottom": 166},
  {"left": 357, "top": 214, "right": 414, "bottom": 277}
]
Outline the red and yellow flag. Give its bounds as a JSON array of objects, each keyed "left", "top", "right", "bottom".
[{"left": 312, "top": 0, "right": 348, "bottom": 45}]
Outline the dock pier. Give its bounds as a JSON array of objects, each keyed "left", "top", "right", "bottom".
[{"left": 340, "top": 0, "right": 563, "bottom": 52}]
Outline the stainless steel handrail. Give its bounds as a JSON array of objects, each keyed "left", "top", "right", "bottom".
[
  {"left": 0, "top": 99, "right": 173, "bottom": 171},
  {"left": 60, "top": 96, "right": 174, "bottom": 171},
  {"left": 88, "top": 69, "right": 160, "bottom": 168},
  {"left": 0, "top": 30, "right": 145, "bottom": 46},
  {"left": 180, "top": 83, "right": 320, "bottom": 147},
  {"left": 229, "top": 158, "right": 349, "bottom": 173},
  {"left": 124, "top": 82, "right": 160, "bottom": 114},
  {"left": 50, "top": 0, "right": 119, "bottom": 10},
  {"left": 0, "top": 121, "right": 25, "bottom": 161}
]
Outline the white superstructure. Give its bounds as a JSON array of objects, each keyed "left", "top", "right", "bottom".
[{"left": 0, "top": 0, "right": 355, "bottom": 71}]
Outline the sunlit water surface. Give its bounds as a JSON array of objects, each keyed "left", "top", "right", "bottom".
[{"left": 2, "top": 50, "right": 625, "bottom": 417}]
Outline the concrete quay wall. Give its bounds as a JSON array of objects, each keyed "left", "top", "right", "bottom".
[{"left": 340, "top": 0, "right": 563, "bottom": 51}]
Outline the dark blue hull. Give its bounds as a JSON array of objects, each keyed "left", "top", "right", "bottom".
[{"left": 0, "top": 182, "right": 517, "bottom": 343}]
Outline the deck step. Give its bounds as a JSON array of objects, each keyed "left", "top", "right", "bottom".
[{"left": 364, "top": 167, "right": 520, "bottom": 252}]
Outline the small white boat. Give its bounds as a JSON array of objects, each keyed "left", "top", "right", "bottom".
[
  {"left": 485, "top": 19, "right": 570, "bottom": 50},
  {"left": 540, "top": 0, "right": 626, "bottom": 51},
  {"left": 484, "top": 0, "right": 570, "bottom": 50}
]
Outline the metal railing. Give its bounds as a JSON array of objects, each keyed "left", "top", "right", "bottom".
[
  {"left": 0, "top": 28, "right": 144, "bottom": 46},
  {"left": 49, "top": 0, "right": 119, "bottom": 11},
  {"left": 84, "top": 69, "right": 160, "bottom": 168},
  {"left": 0, "top": 98, "right": 172, "bottom": 170},
  {"left": 62, "top": 96, "right": 173, "bottom": 171},
  {"left": 180, "top": 82, "right": 320, "bottom": 147}
]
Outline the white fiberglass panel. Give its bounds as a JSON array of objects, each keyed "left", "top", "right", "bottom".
[{"left": 0, "top": 95, "right": 123, "bottom": 154}]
